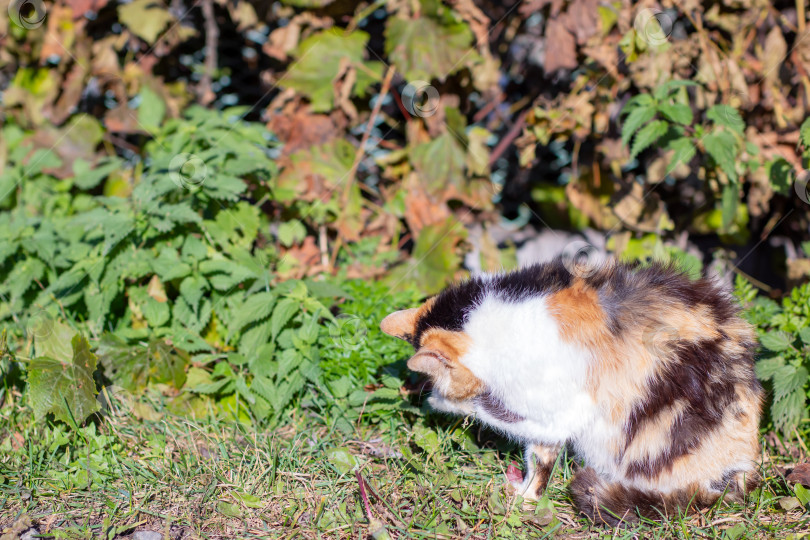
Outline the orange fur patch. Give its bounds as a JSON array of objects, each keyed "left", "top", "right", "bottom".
[
  {"left": 546, "top": 279, "right": 626, "bottom": 403},
  {"left": 419, "top": 328, "right": 482, "bottom": 400},
  {"left": 380, "top": 297, "right": 437, "bottom": 339}
]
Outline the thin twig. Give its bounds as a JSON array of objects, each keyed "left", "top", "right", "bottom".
[
  {"left": 199, "top": 0, "right": 219, "bottom": 106},
  {"left": 488, "top": 109, "right": 528, "bottom": 167},
  {"left": 342, "top": 65, "right": 396, "bottom": 205},
  {"left": 355, "top": 470, "right": 373, "bottom": 520}
]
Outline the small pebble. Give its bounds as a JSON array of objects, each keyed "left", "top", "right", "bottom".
[
  {"left": 132, "top": 531, "right": 163, "bottom": 540},
  {"left": 20, "top": 529, "right": 40, "bottom": 540}
]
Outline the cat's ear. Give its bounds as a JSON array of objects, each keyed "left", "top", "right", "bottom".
[
  {"left": 380, "top": 308, "right": 419, "bottom": 340},
  {"left": 407, "top": 350, "right": 446, "bottom": 375}
]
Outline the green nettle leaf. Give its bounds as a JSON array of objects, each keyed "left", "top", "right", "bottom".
[
  {"left": 28, "top": 333, "right": 100, "bottom": 425},
  {"left": 327, "top": 376, "right": 352, "bottom": 398},
  {"left": 772, "top": 388, "right": 805, "bottom": 435},
  {"left": 767, "top": 158, "right": 794, "bottom": 196},
  {"left": 667, "top": 137, "right": 696, "bottom": 172},
  {"left": 72, "top": 157, "right": 122, "bottom": 190},
  {"left": 620, "top": 94, "right": 655, "bottom": 115},
  {"left": 203, "top": 175, "right": 249, "bottom": 202},
  {"left": 657, "top": 103, "right": 693, "bottom": 125},
  {"left": 230, "top": 292, "right": 276, "bottom": 336},
  {"left": 720, "top": 184, "right": 739, "bottom": 230},
  {"left": 385, "top": 12, "right": 474, "bottom": 81},
  {"left": 652, "top": 80, "right": 698, "bottom": 101},
  {"left": 703, "top": 130, "right": 738, "bottom": 182},
  {"left": 142, "top": 297, "right": 170, "bottom": 327},
  {"left": 239, "top": 319, "right": 273, "bottom": 358},
  {"left": 152, "top": 248, "right": 191, "bottom": 282},
  {"left": 277, "top": 348, "right": 304, "bottom": 381},
  {"left": 706, "top": 105, "right": 745, "bottom": 135},
  {"left": 270, "top": 298, "right": 299, "bottom": 341},
  {"left": 5, "top": 257, "right": 45, "bottom": 300},
  {"left": 200, "top": 259, "right": 256, "bottom": 291},
  {"left": 249, "top": 375, "right": 276, "bottom": 405},
  {"left": 282, "top": 29, "right": 382, "bottom": 112},
  {"left": 755, "top": 356, "right": 785, "bottom": 380},
  {"left": 772, "top": 365, "right": 809, "bottom": 403},
  {"left": 629, "top": 120, "right": 668, "bottom": 159},
  {"left": 179, "top": 274, "right": 208, "bottom": 309},
  {"left": 800, "top": 117, "right": 810, "bottom": 149},
  {"left": 278, "top": 220, "right": 307, "bottom": 247},
  {"left": 799, "top": 326, "right": 810, "bottom": 345},
  {"left": 621, "top": 106, "right": 657, "bottom": 146},
  {"left": 102, "top": 213, "right": 135, "bottom": 255},
  {"left": 760, "top": 330, "right": 793, "bottom": 352},
  {"left": 138, "top": 86, "right": 166, "bottom": 131},
  {"left": 270, "top": 371, "right": 305, "bottom": 412}
]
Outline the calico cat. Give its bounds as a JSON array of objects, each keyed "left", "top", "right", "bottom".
[{"left": 381, "top": 257, "right": 762, "bottom": 525}]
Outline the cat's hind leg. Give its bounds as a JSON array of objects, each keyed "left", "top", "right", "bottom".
[
  {"left": 570, "top": 467, "right": 711, "bottom": 526},
  {"left": 512, "top": 443, "right": 561, "bottom": 501}
]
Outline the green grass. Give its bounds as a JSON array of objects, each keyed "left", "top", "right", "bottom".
[{"left": 1, "top": 388, "right": 809, "bottom": 539}]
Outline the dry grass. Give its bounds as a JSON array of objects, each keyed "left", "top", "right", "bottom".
[{"left": 1, "top": 391, "right": 809, "bottom": 539}]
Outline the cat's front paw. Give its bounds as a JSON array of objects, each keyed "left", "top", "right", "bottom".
[{"left": 506, "top": 462, "right": 542, "bottom": 501}]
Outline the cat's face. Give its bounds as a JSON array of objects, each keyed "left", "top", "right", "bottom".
[{"left": 380, "top": 300, "right": 483, "bottom": 413}]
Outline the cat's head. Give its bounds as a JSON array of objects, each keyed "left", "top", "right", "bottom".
[{"left": 380, "top": 297, "right": 484, "bottom": 411}]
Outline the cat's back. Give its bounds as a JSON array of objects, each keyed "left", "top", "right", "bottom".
[{"left": 555, "top": 259, "right": 763, "bottom": 497}]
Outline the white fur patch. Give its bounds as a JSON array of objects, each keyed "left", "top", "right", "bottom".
[{"left": 461, "top": 293, "right": 600, "bottom": 444}]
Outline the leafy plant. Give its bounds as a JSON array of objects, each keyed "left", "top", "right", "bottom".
[
  {"left": 736, "top": 276, "right": 810, "bottom": 436},
  {"left": 620, "top": 80, "right": 758, "bottom": 233}
]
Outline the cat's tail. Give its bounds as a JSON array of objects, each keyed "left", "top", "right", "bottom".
[{"left": 570, "top": 468, "right": 744, "bottom": 526}]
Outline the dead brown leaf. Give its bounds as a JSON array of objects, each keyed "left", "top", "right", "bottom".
[
  {"left": 50, "top": 62, "right": 88, "bottom": 125},
  {"left": 147, "top": 275, "right": 168, "bottom": 303},
  {"left": 787, "top": 463, "right": 810, "bottom": 487},
  {"left": 64, "top": 0, "right": 110, "bottom": 17},
  {"left": 10, "top": 432, "right": 24, "bottom": 450},
  {"left": 561, "top": 0, "right": 599, "bottom": 45},
  {"left": 333, "top": 58, "right": 359, "bottom": 122},
  {"left": 402, "top": 172, "right": 452, "bottom": 235},
  {"left": 544, "top": 18, "right": 577, "bottom": 73},
  {"left": 267, "top": 106, "right": 342, "bottom": 158}
]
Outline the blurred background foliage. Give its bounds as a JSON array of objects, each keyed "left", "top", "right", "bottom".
[{"left": 0, "top": 0, "right": 809, "bottom": 434}]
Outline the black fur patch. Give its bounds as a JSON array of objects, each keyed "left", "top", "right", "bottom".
[
  {"left": 413, "top": 258, "right": 574, "bottom": 345},
  {"left": 709, "top": 468, "right": 760, "bottom": 496},
  {"left": 623, "top": 339, "right": 753, "bottom": 478},
  {"left": 476, "top": 392, "right": 524, "bottom": 423},
  {"left": 570, "top": 467, "right": 702, "bottom": 526}
]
